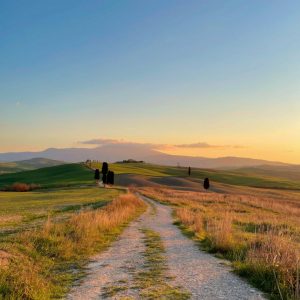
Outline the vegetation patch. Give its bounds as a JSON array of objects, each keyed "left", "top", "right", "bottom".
[
  {"left": 1, "top": 182, "right": 41, "bottom": 192},
  {"left": 0, "top": 193, "right": 146, "bottom": 299},
  {"left": 141, "top": 187, "right": 300, "bottom": 300},
  {"left": 134, "top": 228, "right": 190, "bottom": 300}
]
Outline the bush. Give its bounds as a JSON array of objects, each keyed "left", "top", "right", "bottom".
[{"left": 1, "top": 183, "right": 41, "bottom": 192}]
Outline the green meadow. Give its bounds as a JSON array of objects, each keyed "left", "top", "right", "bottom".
[
  {"left": 1, "top": 161, "right": 300, "bottom": 191},
  {"left": 0, "top": 187, "right": 121, "bottom": 233},
  {"left": 0, "top": 164, "right": 92, "bottom": 189},
  {"left": 0, "top": 158, "right": 63, "bottom": 175}
]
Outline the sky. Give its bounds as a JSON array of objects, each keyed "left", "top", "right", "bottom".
[{"left": 1, "top": 0, "right": 300, "bottom": 163}]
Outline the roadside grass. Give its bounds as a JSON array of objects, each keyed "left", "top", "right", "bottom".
[
  {"left": 0, "top": 193, "right": 146, "bottom": 299},
  {"left": 140, "top": 188, "right": 300, "bottom": 300},
  {"left": 0, "top": 187, "right": 120, "bottom": 232},
  {"left": 134, "top": 228, "right": 190, "bottom": 300}
]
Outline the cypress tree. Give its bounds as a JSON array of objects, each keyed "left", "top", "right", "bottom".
[
  {"left": 107, "top": 171, "right": 115, "bottom": 185},
  {"left": 94, "top": 169, "right": 100, "bottom": 180},
  {"left": 203, "top": 178, "right": 210, "bottom": 190},
  {"left": 102, "top": 162, "right": 109, "bottom": 184}
]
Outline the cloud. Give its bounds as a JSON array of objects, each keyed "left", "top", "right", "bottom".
[
  {"left": 15, "top": 101, "right": 21, "bottom": 107},
  {"left": 79, "top": 138, "right": 122, "bottom": 145},
  {"left": 175, "top": 142, "right": 223, "bottom": 149},
  {"left": 79, "top": 138, "right": 245, "bottom": 150},
  {"left": 175, "top": 142, "right": 245, "bottom": 149}
]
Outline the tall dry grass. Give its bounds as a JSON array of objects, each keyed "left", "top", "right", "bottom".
[
  {"left": 141, "top": 187, "right": 300, "bottom": 299},
  {"left": 0, "top": 193, "right": 146, "bottom": 299}
]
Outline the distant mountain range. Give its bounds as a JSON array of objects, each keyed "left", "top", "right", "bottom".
[{"left": 0, "top": 144, "right": 292, "bottom": 169}]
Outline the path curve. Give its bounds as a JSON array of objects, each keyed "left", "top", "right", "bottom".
[{"left": 67, "top": 195, "right": 265, "bottom": 299}]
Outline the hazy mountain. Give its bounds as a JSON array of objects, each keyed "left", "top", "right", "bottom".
[{"left": 0, "top": 144, "right": 289, "bottom": 169}]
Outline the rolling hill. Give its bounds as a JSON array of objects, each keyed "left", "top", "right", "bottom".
[
  {"left": 0, "top": 158, "right": 64, "bottom": 174},
  {"left": 1, "top": 161, "right": 300, "bottom": 191},
  {"left": 0, "top": 164, "right": 93, "bottom": 188},
  {"left": 234, "top": 164, "right": 300, "bottom": 181}
]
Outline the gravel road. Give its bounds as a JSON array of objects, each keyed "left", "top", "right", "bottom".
[{"left": 67, "top": 195, "right": 266, "bottom": 299}]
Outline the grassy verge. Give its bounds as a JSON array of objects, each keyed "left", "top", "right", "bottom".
[
  {"left": 0, "top": 193, "right": 146, "bottom": 299},
  {"left": 134, "top": 228, "right": 190, "bottom": 300},
  {"left": 141, "top": 187, "right": 300, "bottom": 300},
  {"left": 0, "top": 187, "right": 120, "bottom": 233}
]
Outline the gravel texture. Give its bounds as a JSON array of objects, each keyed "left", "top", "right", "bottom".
[{"left": 67, "top": 195, "right": 266, "bottom": 300}]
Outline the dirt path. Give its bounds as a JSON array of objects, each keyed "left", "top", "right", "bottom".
[{"left": 67, "top": 195, "right": 265, "bottom": 299}]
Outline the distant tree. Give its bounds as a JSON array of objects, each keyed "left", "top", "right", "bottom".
[
  {"left": 203, "top": 178, "right": 210, "bottom": 190},
  {"left": 94, "top": 169, "right": 100, "bottom": 185},
  {"left": 188, "top": 166, "right": 191, "bottom": 176},
  {"left": 102, "top": 162, "right": 109, "bottom": 184}
]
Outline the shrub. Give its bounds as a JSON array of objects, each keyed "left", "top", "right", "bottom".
[{"left": 1, "top": 183, "right": 41, "bottom": 192}]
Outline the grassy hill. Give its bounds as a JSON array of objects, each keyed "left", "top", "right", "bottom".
[
  {"left": 92, "top": 162, "right": 300, "bottom": 190},
  {"left": 0, "top": 158, "right": 64, "bottom": 175},
  {"left": 1, "top": 161, "right": 300, "bottom": 191},
  {"left": 0, "top": 163, "right": 93, "bottom": 189},
  {"left": 234, "top": 164, "right": 300, "bottom": 181}
]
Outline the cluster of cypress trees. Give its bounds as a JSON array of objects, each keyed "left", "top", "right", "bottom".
[{"left": 94, "top": 162, "right": 114, "bottom": 186}]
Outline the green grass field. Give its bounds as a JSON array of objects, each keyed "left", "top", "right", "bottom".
[
  {"left": 0, "top": 158, "right": 64, "bottom": 175},
  {"left": 0, "top": 187, "right": 121, "bottom": 233},
  {"left": 0, "top": 164, "right": 93, "bottom": 189}
]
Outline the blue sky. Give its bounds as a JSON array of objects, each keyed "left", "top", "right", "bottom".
[{"left": 1, "top": 1, "right": 300, "bottom": 163}]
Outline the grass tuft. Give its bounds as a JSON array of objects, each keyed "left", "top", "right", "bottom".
[{"left": 134, "top": 228, "right": 190, "bottom": 300}]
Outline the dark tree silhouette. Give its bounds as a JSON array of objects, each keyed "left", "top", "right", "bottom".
[
  {"left": 102, "top": 162, "right": 109, "bottom": 184},
  {"left": 188, "top": 166, "right": 191, "bottom": 176},
  {"left": 203, "top": 178, "right": 210, "bottom": 190},
  {"left": 94, "top": 169, "right": 100, "bottom": 180},
  {"left": 94, "top": 168, "right": 100, "bottom": 185},
  {"left": 107, "top": 171, "right": 115, "bottom": 185}
]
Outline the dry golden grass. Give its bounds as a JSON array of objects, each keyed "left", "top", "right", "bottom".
[
  {"left": 141, "top": 187, "right": 300, "bottom": 299},
  {"left": 0, "top": 193, "right": 146, "bottom": 299}
]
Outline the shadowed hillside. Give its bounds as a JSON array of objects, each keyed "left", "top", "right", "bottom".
[
  {"left": 0, "top": 164, "right": 92, "bottom": 189},
  {"left": 0, "top": 158, "right": 64, "bottom": 174}
]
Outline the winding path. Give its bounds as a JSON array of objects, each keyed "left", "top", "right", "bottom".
[{"left": 67, "top": 195, "right": 265, "bottom": 299}]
